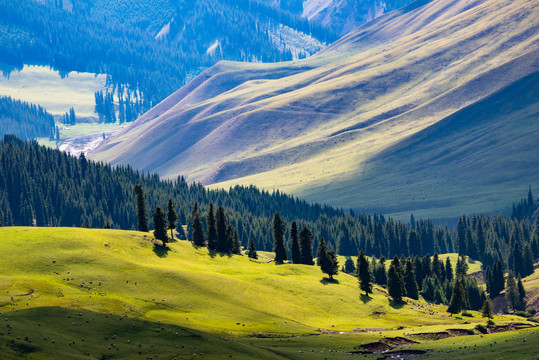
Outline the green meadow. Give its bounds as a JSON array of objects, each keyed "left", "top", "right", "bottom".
[{"left": 0, "top": 227, "right": 537, "bottom": 359}]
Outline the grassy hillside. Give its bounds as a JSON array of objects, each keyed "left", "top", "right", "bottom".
[
  {"left": 0, "top": 227, "right": 510, "bottom": 335},
  {"left": 0, "top": 227, "right": 538, "bottom": 359},
  {"left": 91, "top": 0, "right": 539, "bottom": 219}
]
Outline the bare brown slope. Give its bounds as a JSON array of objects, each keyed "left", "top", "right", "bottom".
[{"left": 91, "top": 0, "right": 539, "bottom": 217}]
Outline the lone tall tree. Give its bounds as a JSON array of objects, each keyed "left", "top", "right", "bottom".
[
  {"left": 387, "top": 256, "right": 406, "bottom": 302},
  {"left": 357, "top": 250, "right": 372, "bottom": 295},
  {"left": 134, "top": 185, "right": 148, "bottom": 232},
  {"left": 152, "top": 207, "right": 168, "bottom": 246},
  {"left": 318, "top": 238, "right": 339, "bottom": 280},
  {"left": 248, "top": 238, "right": 258, "bottom": 259},
  {"left": 191, "top": 202, "right": 205, "bottom": 246},
  {"left": 206, "top": 203, "right": 218, "bottom": 250},
  {"left": 166, "top": 199, "right": 177, "bottom": 241},
  {"left": 273, "top": 212, "right": 287, "bottom": 263},
  {"left": 216, "top": 206, "right": 228, "bottom": 252},
  {"left": 505, "top": 270, "right": 519, "bottom": 311},
  {"left": 299, "top": 226, "right": 314, "bottom": 265},
  {"left": 290, "top": 221, "right": 301, "bottom": 264}
]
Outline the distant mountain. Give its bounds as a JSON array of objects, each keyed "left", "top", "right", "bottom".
[
  {"left": 302, "top": 0, "right": 417, "bottom": 35},
  {"left": 0, "top": 0, "right": 336, "bottom": 112},
  {"left": 91, "top": 0, "right": 539, "bottom": 218}
]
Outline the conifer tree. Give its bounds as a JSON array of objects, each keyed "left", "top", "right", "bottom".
[
  {"left": 517, "top": 276, "right": 526, "bottom": 311},
  {"left": 152, "top": 207, "right": 168, "bottom": 246},
  {"left": 191, "top": 202, "right": 205, "bottom": 246},
  {"left": 216, "top": 206, "right": 228, "bottom": 252},
  {"left": 456, "top": 255, "right": 468, "bottom": 277},
  {"left": 299, "top": 226, "right": 314, "bottom": 265},
  {"left": 505, "top": 270, "right": 519, "bottom": 311},
  {"left": 273, "top": 212, "right": 287, "bottom": 263},
  {"left": 445, "top": 257, "right": 453, "bottom": 282},
  {"left": 374, "top": 256, "right": 388, "bottom": 285},
  {"left": 357, "top": 250, "right": 372, "bottom": 295},
  {"left": 481, "top": 299, "right": 494, "bottom": 320},
  {"left": 404, "top": 258, "right": 419, "bottom": 300},
  {"left": 447, "top": 277, "right": 468, "bottom": 315},
  {"left": 387, "top": 256, "right": 406, "bottom": 302},
  {"left": 318, "top": 238, "right": 338, "bottom": 280},
  {"left": 248, "top": 238, "right": 258, "bottom": 259},
  {"left": 432, "top": 253, "right": 443, "bottom": 280},
  {"left": 167, "top": 199, "right": 177, "bottom": 241},
  {"left": 344, "top": 257, "right": 356, "bottom": 274},
  {"left": 290, "top": 221, "right": 301, "bottom": 264},
  {"left": 206, "top": 203, "right": 218, "bottom": 250},
  {"left": 134, "top": 184, "right": 148, "bottom": 232}
]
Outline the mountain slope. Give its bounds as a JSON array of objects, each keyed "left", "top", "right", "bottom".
[{"left": 91, "top": 0, "right": 539, "bottom": 217}]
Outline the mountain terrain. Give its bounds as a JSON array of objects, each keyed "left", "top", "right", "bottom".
[{"left": 91, "top": 0, "right": 539, "bottom": 218}]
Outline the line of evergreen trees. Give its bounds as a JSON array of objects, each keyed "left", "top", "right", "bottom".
[
  {"left": 0, "top": 96, "right": 55, "bottom": 140},
  {"left": 0, "top": 137, "right": 537, "bottom": 277}
]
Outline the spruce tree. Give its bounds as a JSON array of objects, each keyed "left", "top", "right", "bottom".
[
  {"left": 344, "top": 257, "right": 356, "bottom": 274},
  {"left": 152, "top": 207, "right": 168, "bottom": 246},
  {"left": 447, "top": 277, "right": 468, "bottom": 315},
  {"left": 387, "top": 256, "right": 406, "bottom": 302},
  {"left": 505, "top": 270, "right": 519, "bottom": 311},
  {"left": 191, "top": 202, "right": 205, "bottom": 246},
  {"left": 166, "top": 199, "right": 177, "bottom": 241},
  {"left": 404, "top": 258, "right": 419, "bottom": 300},
  {"left": 299, "top": 226, "right": 314, "bottom": 265},
  {"left": 481, "top": 299, "right": 494, "bottom": 320},
  {"left": 517, "top": 276, "right": 526, "bottom": 311},
  {"left": 273, "top": 212, "right": 287, "bottom": 263},
  {"left": 248, "top": 238, "right": 258, "bottom": 259},
  {"left": 318, "top": 238, "right": 338, "bottom": 280},
  {"left": 206, "top": 203, "right": 218, "bottom": 250},
  {"left": 216, "top": 206, "right": 228, "bottom": 252},
  {"left": 456, "top": 255, "right": 468, "bottom": 277},
  {"left": 445, "top": 257, "right": 453, "bottom": 282},
  {"left": 357, "top": 250, "right": 372, "bottom": 295},
  {"left": 134, "top": 184, "right": 148, "bottom": 232},
  {"left": 290, "top": 221, "right": 301, "bottom": 264}
]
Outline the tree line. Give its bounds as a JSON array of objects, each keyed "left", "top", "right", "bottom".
[
  {"left": 0, "top": 96, "right": 55, "bottom": 140},
  {"left": 0, "top": 136, "right": 537, "bottom": 277}
]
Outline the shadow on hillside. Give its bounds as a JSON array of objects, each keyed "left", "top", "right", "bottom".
[
  {"left": 153, "top": 244, "right": 170, "bottom": 258},
  {"left": 360, "top": 294, "right": 372, "bottom": 304},
  {"left": 389, "top": 299, "right": 406, "bottom": 309},
  {"left": 320, "top": 278, "right": 340, "bottom": 285}
]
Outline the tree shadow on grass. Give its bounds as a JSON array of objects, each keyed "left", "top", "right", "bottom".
[
  {"left": 153, "top": 244, "right": 170, "bottom": 258},
  {"left": 320, "top": 278, "right": 340, "bottom": 285},
  {"left": 360, "top": 294, "right": 373, "bottom": 304},
  {"left": 389, "top": 299, "right": 406, "bottom": 309}
]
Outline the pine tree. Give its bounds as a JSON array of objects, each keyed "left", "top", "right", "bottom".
[
  {"left": 447, "top": 277, "right": 468, "bottom": 315},
  {"left": 432, "top": 253, "right": 443, "bottom": 280},
  {"left": 357, "top": 250, "right": 372, "bottom": 295},
  {"left": 505, "top": 270, "right": 519, "bottom": 311},
  {"left": 344, "top": 257, "right": 356, "bottom": 274},
  {"left": 152, "top": 207, "right": 168, "bottom": 246},
  {"left": 248, "top": 238, "right": 258, "bottom": 259},
  {"left": 404, "top": 258, "right": 419, "bottom": 300},
  {"left": 290, "top": 221, "right": 301, "bottom": 264},
  {"left": 445, "top": 257, "right": 453, "bottom": 282},
  {"left": 166, "top": 199, "right": 177, "bottom": 241},
  {"left": 374, "top": 256, "right": 387, "bottom": 286},
  {"left": 206, "top": 203, "right": 218, "bottom": 250},
  {"left": 299, "top": 226, "right": 314, "bottom": 265},
  {"left": 517, "top": 276, "right": 526, "bottom": 311},
  {"left": 216, "top": 206, "right": 228, "bottom": 252},
  {"left": 318, "top": 238, "right": 338, "bottom": 280},
  {"left": 456, "top": 255, "right": 468, "bottom": 277},
  {"left": 191, "top": 202, "right": 205, "bottom": 246},
  {"left": 481, "top": 299, "right": 494, "bottom": 320},
  {"left": 273, "top": 212, "right": 287, "bottom": 263},
  {"left": 134, "top": 184, "right": 148, "bottom": 232},
  {"left": 387, "top": 256, "right": 406, "bottom": 302}
]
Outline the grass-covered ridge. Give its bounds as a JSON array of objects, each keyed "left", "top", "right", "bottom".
[{"left": 0, "top": 227, "right": 513, "bottom": 335}]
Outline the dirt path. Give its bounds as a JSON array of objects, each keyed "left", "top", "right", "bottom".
[{"left": 58, "top": 130, "right": 119, "bottom": 157}]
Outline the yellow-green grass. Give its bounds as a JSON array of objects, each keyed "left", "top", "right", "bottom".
[{"left": 0, "top": 227, "right": 507, "bottom": 337}]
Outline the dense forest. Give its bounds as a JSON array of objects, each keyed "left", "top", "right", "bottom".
[
  {"left": 0, "top": 0, "right": 337, "bottom": 115},
  {"left": 0, "top": 97, "right": 55, "bottom": 139},
  {"left": 1, "top": 137, "right": 537, "bottom": 278}
]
